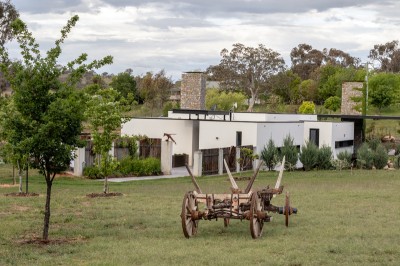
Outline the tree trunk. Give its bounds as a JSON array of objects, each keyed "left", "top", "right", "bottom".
[
  {"left": 103, "top": 176, "right": 108, "bottom": 194},
  {"left": 247, "top": 95, "right": 255, "bottom": 112},
  {"left": 17, "top": 160, "right": 22, "bottom": 193},
  {"left": 42, "top": 176, "right": 53, "bottom": 241}
]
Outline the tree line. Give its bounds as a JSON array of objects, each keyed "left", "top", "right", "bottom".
[{"left": 207, "top": 41, "right": 400, "bottom": 112}]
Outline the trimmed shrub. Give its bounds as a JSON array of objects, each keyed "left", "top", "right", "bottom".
[
  {"left": 357, "top": 143, "right": 374, "bottom": 169},
  {"left": 261, "top": 138, "right": 279, "bottom": 170},
  {"left": 373, "top": 144, "right": 388, "bottom": 169},
  {"left": 298, "top": 101, "right": 315, "bottom": 114},
  {"left": 317, "top": 145, "right": 333, "bottom": 170},
  {"left": 280, "top": 135, "right": 298, "bottom": 171},
  {"left": 83, "top": 166, "right": 103, "bottom": 179},
  {"left": 299, "top": 141, "right": 318, "bottom": 171},
  {"left": 117, "top": 157, "right": 161, "bottom": 176}
]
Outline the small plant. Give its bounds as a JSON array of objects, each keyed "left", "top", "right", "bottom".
[
  {"left": 299, "top": 141, "right": 318, "bottom": 171},
  {"left": 83, "top": 166, "right": 103, "bottom": 179},
  {"left": 237, "top": 147, "right": 258, "bottom": 172},
  {"left": 280, "top": 135, "right": 298, "bottom": 171},
  {"left": 316, "top": 145, "right": 333, "bottom": 170},
  {"left": 373, "top": 144, "right": 388, "bottom": 169},
  {"left": 261, "top": 138, "right": 279, "bottom": 170},
  {"left": 357, "top": 143, "right": 374, "bottom": 169}
]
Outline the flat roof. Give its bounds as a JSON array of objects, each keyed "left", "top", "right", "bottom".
[{"left": 318, "top": 114, "right": 400, "bottom": 120}]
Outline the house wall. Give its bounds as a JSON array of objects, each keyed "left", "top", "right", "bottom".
[
  {"left": 121, "top": 118, "right": 196, "bottom": 165},
  {"left": 304, "top": 121, "right": 354, "bottom": 158},
  {"left": 198, "top": 121, "right": 257, "bottom": 149},
  {"left": 256, "top": 122, "right": 304, "bottom": 154}
]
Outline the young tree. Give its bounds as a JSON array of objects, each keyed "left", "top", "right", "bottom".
[
  {"left": 109, "top": 71, "right": 137, "bottom": 101},
  {"left": 261, "top": 138, "right": 279, "bottom": 171},
  {"left": 205, "top": 88, "right": 247, "bottom": 111},
  {"left": 85, "top": 87, "right": 126, "bottom": 193},
  {"left": 0, "top": 16, "right": 112, "bottom": 241},
  {"left": 279, "top": 135, "right": 298, "bottom": 171},
  {"left": 368, "top": 72, "right": 400, "bottom": 111},
  {"left": 207, "top": 43, "right": 285, "bottom": 111}
]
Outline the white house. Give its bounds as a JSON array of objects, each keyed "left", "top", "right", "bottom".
[{"left": 121, "top": 109, "right": 354, "bottom": 168}]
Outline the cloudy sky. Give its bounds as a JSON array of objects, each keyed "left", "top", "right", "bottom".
[{"left": 7, "top": 0, "right": 400, "bottom": 80}]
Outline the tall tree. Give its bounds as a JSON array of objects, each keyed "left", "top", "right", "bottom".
[
  {"left": 368, "top": 72, "right": 400, "bottom": 111},
  {"left": 369, "top": 40, "right": 400, "bottom": 72},
  {"left": 110, "top": 71, "right": 137, "bottom": 100},
  {"left": 0, "top": 0, "right": 19, "bottom": 46},
  {"left": 0, "top": 16, "right": 112, "bottom": 241},
  {"left": 136, "top": 70, "right": 173, "bottom": 114},
  {"left": 207, "top": 43, "right": 285, "bottom": 111},
  {"left": 323, "top": 48, "right": 360, "bottom": 68},
  {"left": 268, "top": 70, "right": 301, "bottom": 104},
  {"left": 290, "top": 43, "right": 325, "bottom": 80}
]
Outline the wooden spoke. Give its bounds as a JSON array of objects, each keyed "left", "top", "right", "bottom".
[
  {"left": 249, "top": 191, "right": 264, "bottom": 239},
  {"left": 285, "top": 191, "right": 290, "bottom": 227},
  {"left": 181, "top": 192, "right": 199, "bottom": 238}
]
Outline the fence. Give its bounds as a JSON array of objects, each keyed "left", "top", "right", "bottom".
[{"left": 201, "top": 145, "right": 254, "bottom": 176}]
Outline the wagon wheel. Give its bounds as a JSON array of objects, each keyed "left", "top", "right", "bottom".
[
  {"left": 285, "top": 191, "right": 290, "bottom": 227},
  {"left": 181, "top": 192, "right": 199, "bottom": 238},
  {"left": 249, "top": 191, "right": 264, "bottom": 239}
]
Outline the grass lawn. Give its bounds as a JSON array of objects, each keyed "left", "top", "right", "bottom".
[{"left": 0, "top": 169, "right": 399, "bottom": 265}]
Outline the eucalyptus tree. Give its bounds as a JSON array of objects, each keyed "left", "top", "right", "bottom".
[
  {"left": 0, "top": 15, "right": 112, "bottom": 241},
  {"left": 207, "top": 43, "right": 285, "bottom": 111}
]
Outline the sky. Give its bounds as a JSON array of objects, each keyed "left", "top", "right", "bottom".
[{"left": 6, "top": 0, "right": 400, "bottom": 81}]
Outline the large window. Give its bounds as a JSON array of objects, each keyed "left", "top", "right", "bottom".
[
  {"left": 309, "top": 128, "right": 319, "bottom": 147},
  {"left": 335, "top": 140, "right": 354, "bottom": 148}
]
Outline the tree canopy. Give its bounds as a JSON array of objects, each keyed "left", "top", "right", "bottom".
[
  {"left": 207, "top": 43, "right": 285, "bottom": 111},
  {"left": 0, "top": 15, "right": 112, "bottom": 241}
]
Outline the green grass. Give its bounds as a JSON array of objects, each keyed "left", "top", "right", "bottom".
[{"left": 1, "top": 169, "right": 400, "bottom": 265}]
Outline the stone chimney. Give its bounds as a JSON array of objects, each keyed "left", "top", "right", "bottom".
[
  {"left": 180, "top": 72, "right": 206, "bottom": 110},
  {"left": 341, "top": 82, "right": 363, "bottom": 115}
]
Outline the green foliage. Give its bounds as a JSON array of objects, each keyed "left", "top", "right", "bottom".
[
  {"left": 269, "top": 70, "right": 302, "bottom": 104},
  {"left": 368, "top": 138, "right": 381, "bottom": 151},
  {"left": 205, "top": 88, "right": 247, "bottom": 111},
  {"left": 357, "top": 143, "right": 374, "bottom": 169},
  {"left": 162, "top": 101, "right": 179, "bottom": 117},
  {"left": 369, "top": 72, "right": 400, "bottom": 111},
  {"left": 261, "top": 138, "right": 279, "bottom": 170},
  {"left": 83, "top": 165, "right": 103, "bottom": 179},
  {"left": 117, "top": 157, "right": 161, "bottom": 176},
  {"left": 298, "top": 101, "right": 315, "bottom": 114},
  {"left": 299, "top": 141, "right": 318, "bottom": 171},
  {"left": 280, "top": 135, "right": 298, "bottom": 171},
  {"left": 110, "top": 71, "right": 137, "bottom": 100},
  {"left": 324, "top": 96, "right": 341, "bottom": 112},
  {"left": 316, "top": 145, "right": 333, "bottom": 170},
  {"left": 237, "top": 147, "right": 258, "bottom": 172},
  {"left": 373, "top": 144, "right": 388, "bottom": 169},
  {"left": 0, "top": 15, "right": 113, "bottom": 240},
  {"left": 337, "top": 150, "right": 352, "bottom": 164}
]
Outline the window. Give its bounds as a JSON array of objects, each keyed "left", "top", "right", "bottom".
[
  {"left": 335, "top": 140, "right": 354, "bottom": 148},
  {"left": 309, "top": 129, "right": 319, "bottom": 147},
  {"left": 236, "top": 131, "right": 242, "bottom": 147}
]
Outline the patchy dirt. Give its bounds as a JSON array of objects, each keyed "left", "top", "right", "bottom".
[
  {"left": 15, "top": 236, "right": 86, "bottom": 245},
  {"left": 5, "top": 192, "right": 39, "bottom": 197},
  {"left": 0, "top": 184, "right": 19, "bottom": 188},
  {"left": 86, "top": 192, "right": 123, "bottom": 198}
]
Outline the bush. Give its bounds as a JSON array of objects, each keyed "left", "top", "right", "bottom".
[
  {"left": 261, "top": 138, "right": 279, "bottom": 170},
  {"left": 280, "top": 135, "right": 298, "bottom": 171},
  {"left": 83, "top": 166, "right": 103, "bottom": 179},
  {"left": 368, "top": 138, "right": 381, "bottom": 151},
  {"left": 373, "top": 144, "right": 388, "bottom": 169},
  {"left": 357, "top": 143, "right": 374, "bottom": 169},
  {"left": 298, "top": 101, "right": 315, "bottom": 114},
  {"left": 299, "top": 141, "right": 318, "bottom": 171},
  {"left": 317, "top": 145, "right": 333, "bottom": 170},
  {"left": 117, "top": 157, "right": 161, "bottom": 176}
]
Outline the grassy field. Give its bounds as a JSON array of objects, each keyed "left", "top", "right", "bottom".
[{"left": 1, "top": 169, "right": 399, "bottom": 265}]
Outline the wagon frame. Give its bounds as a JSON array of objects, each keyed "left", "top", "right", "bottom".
[{"left": 181, "top": 157, "right": 297, "bottom": 239}]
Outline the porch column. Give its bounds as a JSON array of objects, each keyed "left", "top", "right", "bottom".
[
  {"left": 218, "top": 148, "right": 224, "bottom": 175},
  {"left": 161, "top": 140, "right": 173, "bottom": 175},
  {"left": 193, "top": 151, "right": 203, "bottom": 177}
]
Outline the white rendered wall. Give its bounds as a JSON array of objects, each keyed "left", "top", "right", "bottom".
[
  {"left": 304, "top": 121, "right": 354, "bottom": 158},
  {"left": 198, "top": 121, "right": 257, "bottom": 149},
  {"left": 121, "top": 118, "right": 195, "bottom": 164},
  {"left": 256, "top": 122, "right": 304, "bottom": 154}
]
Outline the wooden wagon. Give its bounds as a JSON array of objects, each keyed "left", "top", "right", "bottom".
[{"left": 181, "top": 157, "right": 297, "bottom": 238}]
